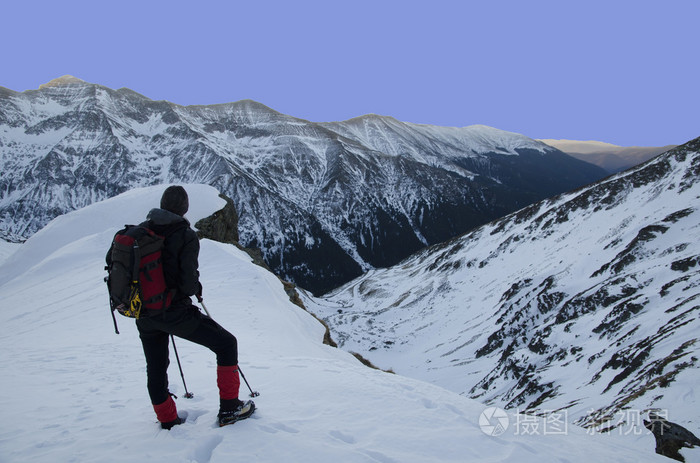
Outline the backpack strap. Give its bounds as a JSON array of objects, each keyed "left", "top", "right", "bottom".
[{"left": 131, "top": 238, "right": 142, "bottom": 285}]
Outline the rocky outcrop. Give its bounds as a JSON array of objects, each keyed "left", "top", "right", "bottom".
[
  {"left": 195, "top": 193, "right": 239, "bottom": 244},
  {"left": 644, "top": 412, "right": 700, "bottom": 462}
]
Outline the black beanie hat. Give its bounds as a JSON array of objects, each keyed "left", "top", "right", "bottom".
[{"left": 160, "top": 185, "right": 189, "bottom": 216}]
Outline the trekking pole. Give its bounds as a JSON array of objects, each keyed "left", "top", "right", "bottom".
[
  {"left": 239, "top": 366, "right": 260, "bottom": 398},
  {"left": 171, "top": 335, "right": 194, "bottom": 399},
  {"left": 198, "top": 298, "right": 260, "bottom": 398}
]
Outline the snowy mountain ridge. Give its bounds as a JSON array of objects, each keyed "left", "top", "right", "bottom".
[
  {"left": 0, "top": 184, "right": 666, "bottom": 462},
  {"left": 0, "top": 76, "right": 608, "bottom": 293},
  {"left": 307, "top": 137, "right": 700, "bottom": 437}
]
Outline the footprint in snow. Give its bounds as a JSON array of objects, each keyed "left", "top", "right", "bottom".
[
  {"left": 182, "top": 409, "right": 208, "bottom": 423},
  {"left": 421, "top": 398, "right": 437, "bottom": 409},
  {"left": 329, "top": 429, "right": 356, "bottom": 444},
  {"left": 259, "top": 422, "right": 299, "bottom": 434},
  {"left": 189, "top": 435, "right": 223, "bottom": 463}
]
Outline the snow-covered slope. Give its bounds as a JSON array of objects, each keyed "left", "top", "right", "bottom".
[
  {"left": 0, "top": 76, "right": 608, "bottom": 294},
  {"left": 0, "top": 185, "right": 664, "bottom": 462},
  {"left": 308, "top": 138, "right": 700, "bottom": 439},
  {"left": 0, "top": 239, "right": 19, "bottom": 266}
]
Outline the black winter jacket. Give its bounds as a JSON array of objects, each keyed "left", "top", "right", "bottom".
[{"left": 141, "top": 208, "right": 200, "bottom": 309}]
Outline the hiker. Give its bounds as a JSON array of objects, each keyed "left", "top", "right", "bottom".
[{"left": 106, "top": 185, "right": 254, "bottom": 428}]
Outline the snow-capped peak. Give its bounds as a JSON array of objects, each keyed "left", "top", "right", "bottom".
[{"left": 38, "top": 75, "right": 89, "bottom": 89}]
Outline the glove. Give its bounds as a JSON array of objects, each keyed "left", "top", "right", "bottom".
[{"left": 196, "top": 282, "right": 203, "bottom": 303}]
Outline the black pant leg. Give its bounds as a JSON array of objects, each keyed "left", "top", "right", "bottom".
[
  {"left": 139, "top": 307, "right": 238, "bottom": 366},
  {"left": 136, "top": 307, "right": 238, "bottom": 405},
  {"left": 175, "top": 313, "right": 238, "bottom": 366},
  {"left": 136, "top": 321, "right": 171, "bottom": 405}
]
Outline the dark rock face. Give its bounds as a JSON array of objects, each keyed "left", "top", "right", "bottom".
[
  {"left": 195, "top": 193, "right": 239, "bottom": 244},
  {"left": 644, "top": 412, "right": 700, "bottom": 462}
]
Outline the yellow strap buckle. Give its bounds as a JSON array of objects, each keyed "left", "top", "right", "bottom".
[{"left": 128, "top": 283, "right": 142, "bottom": 318}]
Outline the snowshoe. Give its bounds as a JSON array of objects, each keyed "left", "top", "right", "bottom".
[{"left": 218, "top": 400, "right": 255, "bottom": 427}]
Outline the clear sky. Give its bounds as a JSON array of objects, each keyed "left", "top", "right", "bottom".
[{"left": 2, "top": 0, "right": 698, "bottom": 146}]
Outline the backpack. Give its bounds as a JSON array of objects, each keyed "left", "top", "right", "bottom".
[{"left": 105, "top": 225, "right": 173, "bottom": 333}]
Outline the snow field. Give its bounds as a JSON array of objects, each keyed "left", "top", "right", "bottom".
[{"left": 0, "top": 185, "right": 664, "bottom": 462}]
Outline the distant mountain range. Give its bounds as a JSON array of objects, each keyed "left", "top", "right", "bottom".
[
  {"left": 0, "top": 76, "right": 613, "bottom": 293},
  {"left": 539, "top": 139, "right": 677, "bottom": 173},
  {"left": 307, "top": 137, "right": 700, "bottom": 430}
]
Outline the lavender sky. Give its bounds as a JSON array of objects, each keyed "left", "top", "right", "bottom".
[{"left": 3, "top": 0, "right": 698, "bottom": 146}]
